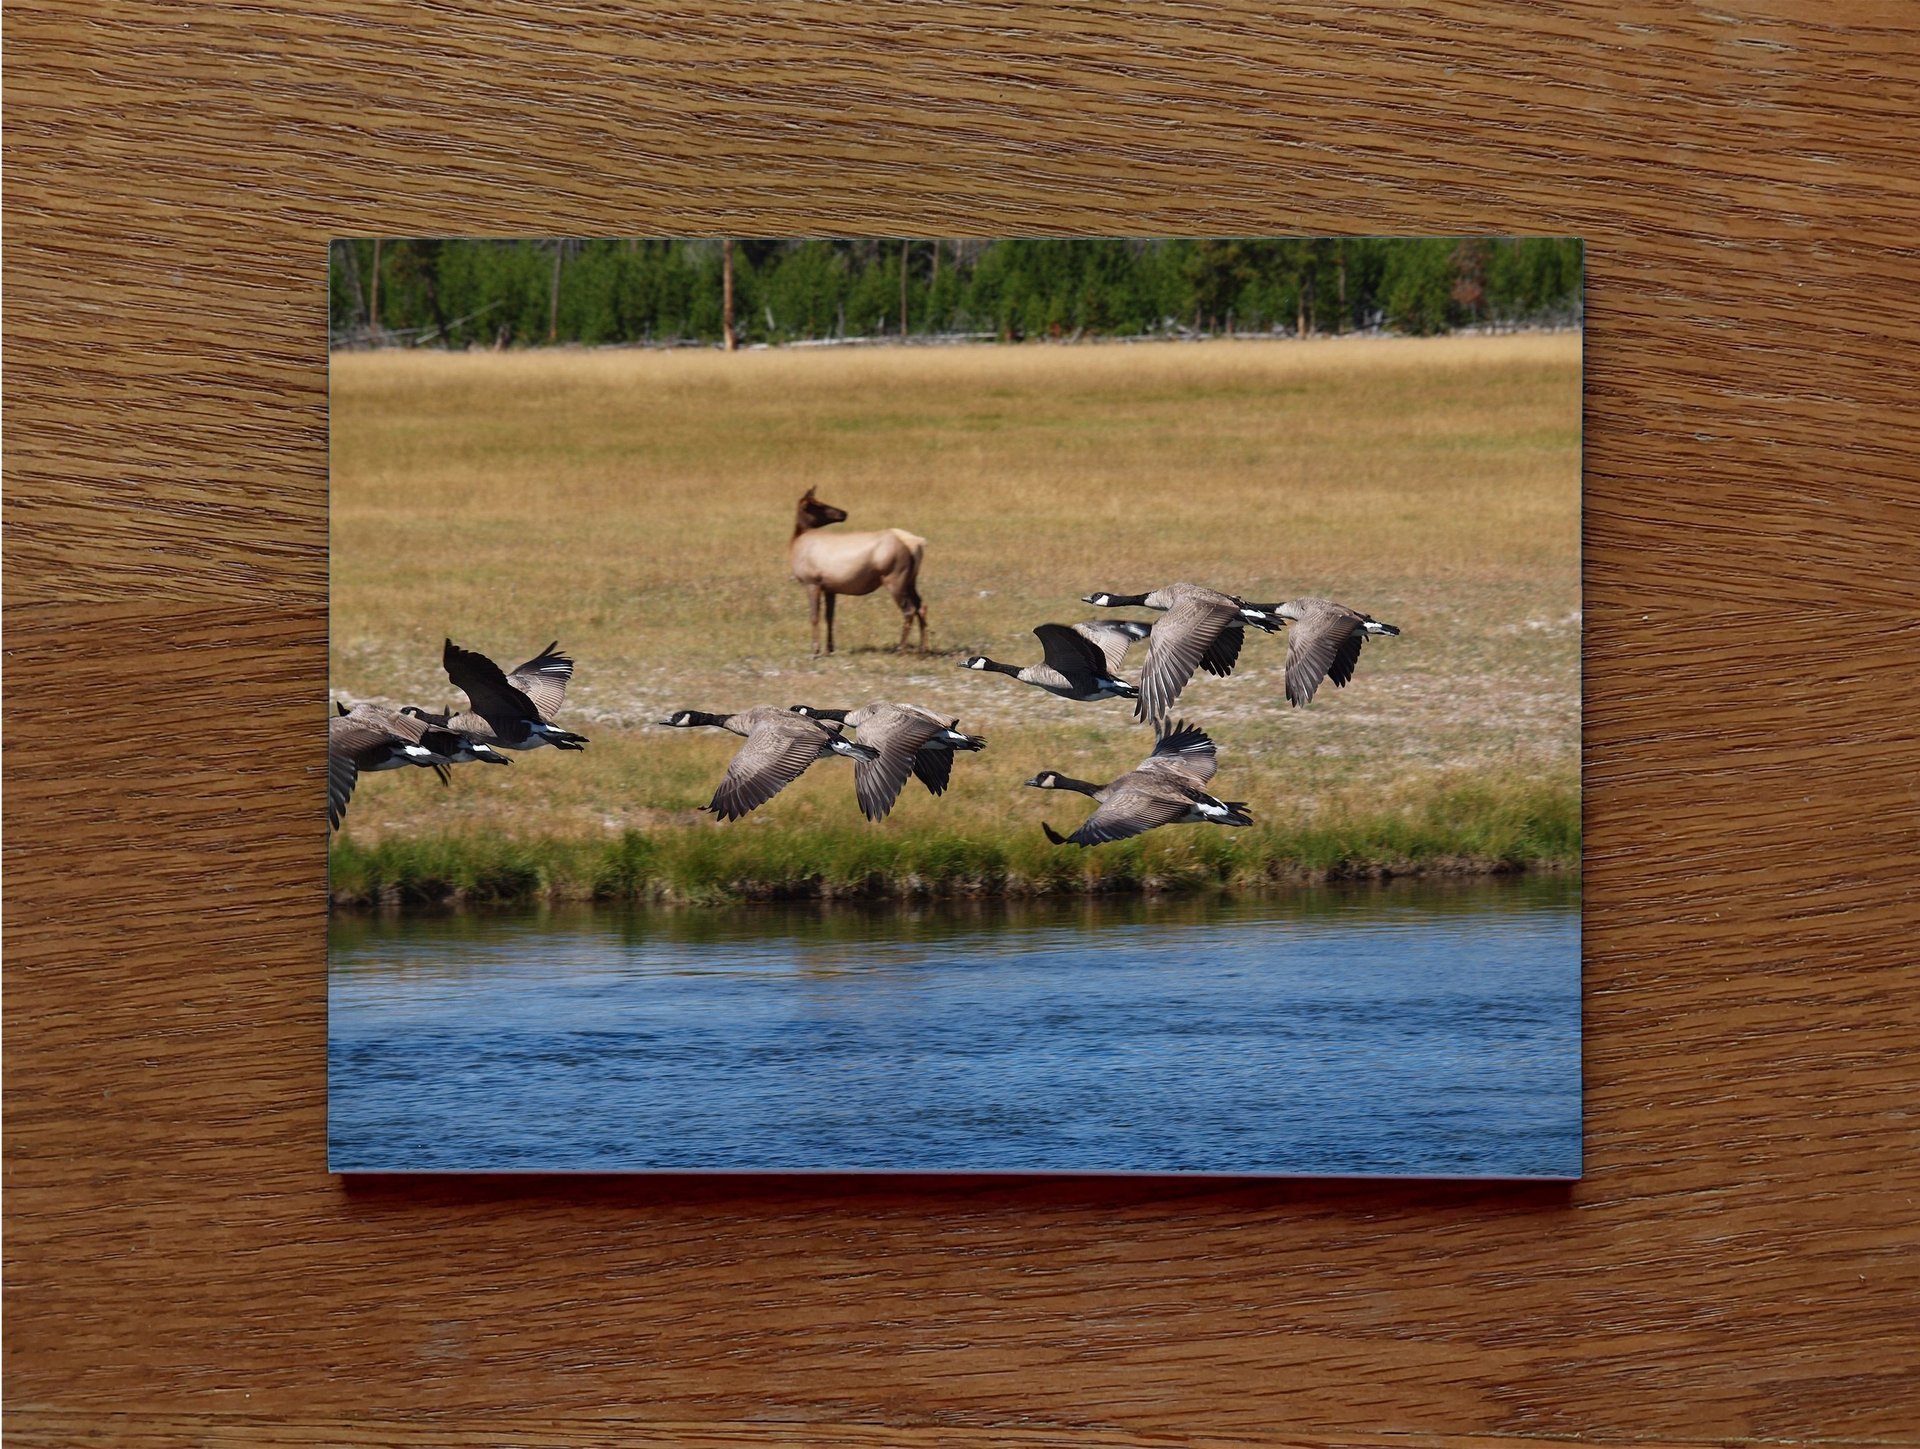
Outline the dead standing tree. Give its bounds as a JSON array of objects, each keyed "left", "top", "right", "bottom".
[{"left": 722, "top": 239, "right": 736, "bottom": 351}]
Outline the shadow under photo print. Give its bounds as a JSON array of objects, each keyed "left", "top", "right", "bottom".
[{"left": 326, "top": 238, "right": 1583, "bottom": 1177}]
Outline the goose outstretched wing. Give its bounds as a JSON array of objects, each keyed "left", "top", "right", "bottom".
[
  {"left": 849, "top": 708, "right": 946, "bottom": 822},
  {"left": 1033, "top": 623, "right": 1110, "bottom": 687},
  {"left": 443, "top": 639, "right": 543, "bottom": 725},
  {"left": 327, "top": 754, "right": 359, "bottom": 830},
  {"left": 707, "top": 716, "right": 833, "bottom": 821},
  {"left": 1071, "top": 619, "right": 1149, "bottom": 675},
  {"left": 1056, "top": 779, "right": 1206, "bottom": 846},
  {"left": 1135, "top": 719, "right": 1218, "bottom": 785},
  {"left": 1135, "top": 595, "right": 1240, "bottom": 723},
  {"left": 507, "top": 641, "right": 575, "bottom": 721},
  {"left": 1282, "top": 601, "right": 1365, "bottom": 707}
]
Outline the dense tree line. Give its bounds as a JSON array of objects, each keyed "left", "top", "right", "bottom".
[{"left": 329, "top": 237, "right": 1581, "bottom": 348}]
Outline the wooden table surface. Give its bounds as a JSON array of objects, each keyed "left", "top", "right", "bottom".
[{"left": 6, "top": 3, "right": 1917, "bottom": 1445}]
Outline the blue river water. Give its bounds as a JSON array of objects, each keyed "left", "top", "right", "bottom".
[{"left": 329, "top": 877, "right": 1580, "bottom": 1177}]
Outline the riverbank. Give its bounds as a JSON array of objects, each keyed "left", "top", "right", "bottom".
[{"left": 328, "top": 775, "right": 1579, "bottom": 907}]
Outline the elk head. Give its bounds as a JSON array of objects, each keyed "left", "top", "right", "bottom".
[{"left": 795, "top": 487, "right": 849, "bottom": 531}]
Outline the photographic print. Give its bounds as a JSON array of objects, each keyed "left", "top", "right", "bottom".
[{"left": 327, "top": 238, "right": 1583, "bottom": 1176}]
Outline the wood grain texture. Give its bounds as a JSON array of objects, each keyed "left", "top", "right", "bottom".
[
  {"left": 5, "top": 2, "right": 1918, "bottom": 1446},
  {"left": 0, "top": 1419, "right": 1794, "bottom": 1449}
]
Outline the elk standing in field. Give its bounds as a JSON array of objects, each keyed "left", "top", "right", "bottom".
[{"left": 788, "top": 488, "right": 928, "bottom": 656}]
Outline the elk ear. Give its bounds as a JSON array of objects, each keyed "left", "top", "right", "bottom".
[{"left": 802, "top": 487, "right": 816, "bottom": 500}]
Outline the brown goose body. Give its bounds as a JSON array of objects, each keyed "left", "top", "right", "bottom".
[
  {"left": 790, "top": 702, "right": 987, "bottom": 821},
  {"left": 328, "top": 703, "right": 459, "bottom": 831},
  {"left": 1025, "top": 721, "right": 1253, "bottom": 848},
  {"left": 417, "top": 638, "right": 589, "bottom": 751},
  {"left": 327, "top": 701, "right": 513, "bottom": 831},
  {"left": 1240, "top": 597, "right": 1401, "bottom": 706},
  {"left": 961, "top": 623, "right": 1139, "bottom": 703},
  {"left": 1079, "top": 582, "right": 1278, "bottom": 725},
  {"left": 658, "top": 706, "right": 880, "bottom": 821}
]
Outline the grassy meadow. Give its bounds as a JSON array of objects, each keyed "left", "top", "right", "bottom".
[{"left": 329, "top": 334, "right": 1582, "bottom": 905}]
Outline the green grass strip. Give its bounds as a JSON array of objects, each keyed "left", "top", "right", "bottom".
[{"left": 330, "top": 777, "right": 1580, "bottom": 908}]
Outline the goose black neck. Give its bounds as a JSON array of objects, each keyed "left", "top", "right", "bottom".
[
  {"left": 980, "top": 659, "right": 1021, "bottom": 677},
  {"left": 1052, "top": 776, "right": 1104, "bottom": 796},
  {"left": 677, "top": 710, "right": 728, "bottom": 727},
  {"left": 1095, "top": 591, "right": 1150, "bottom": 607},
  {"left": 803, "top": 707, "right": 851, "bottom": 722}
]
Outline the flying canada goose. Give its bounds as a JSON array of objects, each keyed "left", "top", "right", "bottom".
[
  {"left": 1080, "top": 583, "right": 1279, "bottom": 725},
  {"left": 657, "top": 707, "right": 880, "bottom": 821},
  {"left": 411, "top": 639, "right": 589, "bottom": 752},
  {"left": 327, "top": 702, "right": 508, "bottom": 831},
  {"left": 340, "top": 700, "right": 512, "bottom": 769},
  {"left": 1025, "top": 720, "right": 1254, "bottom": 848},
  {"left": 1238, "top": 598, "right": 1402, "bottom": 707},
  {"left": 960, "top": 623, "right": 1139, "bottom": 702},
  {"left": 790, "top": 703, "right": 987, "bottom": 821}
]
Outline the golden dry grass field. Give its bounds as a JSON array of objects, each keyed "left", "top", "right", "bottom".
[{"left": 329, "top": 334, "right": 1580, "bottom": 902}]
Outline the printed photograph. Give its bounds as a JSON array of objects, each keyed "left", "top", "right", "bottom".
[{"left": 327, "top": 238, "right": 1583, "bottom": 1175}]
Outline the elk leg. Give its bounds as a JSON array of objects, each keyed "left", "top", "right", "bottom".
[
  {"left": 889, "top": 576, "right": 921, "bottom": 654},
  {"left": 808, "top": 583, "right": 824, "bottom": 656},
  {"left": 823, "top": 590, "right": 837, "bottom": 655}
]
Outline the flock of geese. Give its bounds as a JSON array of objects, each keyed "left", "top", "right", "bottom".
[
  {"left": 329, "top": 582, "right": 1398, "bottom": 848},
  {"left": 327, "top": 639, "right": 589, "bottom": 831}
]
